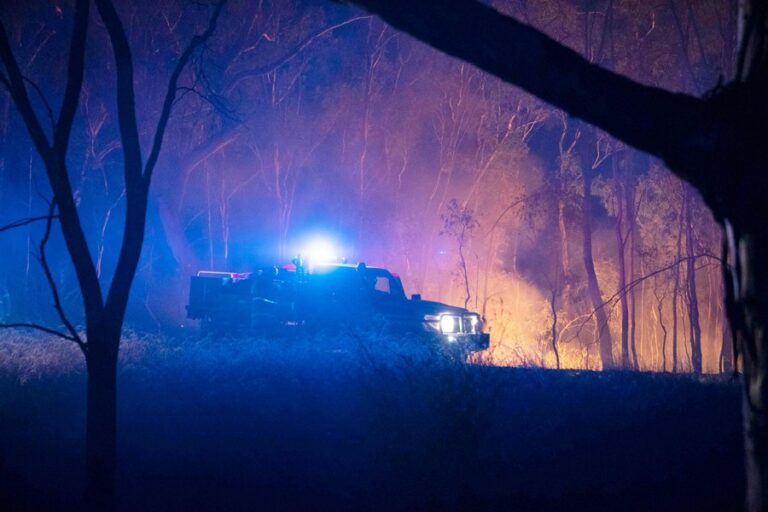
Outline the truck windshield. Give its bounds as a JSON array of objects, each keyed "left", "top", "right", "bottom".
[{"left": 362, "top": 269, "right": 406, "bottom": 300}]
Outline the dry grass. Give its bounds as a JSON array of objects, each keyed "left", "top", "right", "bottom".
[
  {"left": 0, "top": 329, "right": 158, "bottom": 383},
  {"left": 0, "top": 327, "right": 745, "bottom": 512}
]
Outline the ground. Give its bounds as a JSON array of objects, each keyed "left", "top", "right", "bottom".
[{"left": 0, "top": 331, "right": 745, "bottom": 511}]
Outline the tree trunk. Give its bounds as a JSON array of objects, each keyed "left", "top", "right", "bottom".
[
  {"left": 459, "top": 232, "right": 471, "bottom": 310},
  {"left": 625, "top": 165, "right": 639, "bottom": 369},
  {"left": 685, "top": 195, "right": 703, "bottom": 373},
  {"left": 722, "top": 307, "right": 735, "bottom": 373},
  {"left": 550, "top": 287, "right": 560, "bottom": 369},
  {"left": 582, "top": 165, "right": 614, "bottom": 369},
  {"left": 614, "top": 161, "right": 630, "bottom": 368},
  {"left": 671, "top": 187, "right": 686, "bottom": 372},
  {"left": 84, "top": 337, "right": 119, "bottom": 511},
  {"left": 557, "top": 196, "right": 571, "bottom": 307},
  {"left": 657, "top": 293, "right": 668, "bottom": 372},
  {"left": 726, "top": 224, "right": 768, "bottom": 512},
  {"left": 731, "top": 1, "right": 768, "bottom": 507}
]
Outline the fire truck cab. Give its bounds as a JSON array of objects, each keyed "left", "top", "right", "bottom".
[{"left": 186, "top": 260, "right": 489, "bottom": 352}]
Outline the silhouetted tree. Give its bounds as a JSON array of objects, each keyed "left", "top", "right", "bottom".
[
  {"left": 613, "top": 158, "right": 631, "bottom": 369},
  {"left": 0, "top": 0, "right": 225, "bottom": 508},
  {"left": 672, "top": 187, "right": 686, "bottom": 371},
  {"left": 344, "top": 0, "right": 768, "bottom": 508},
  {"left": 578, "top": 129, "right": 615, "bottom": 369},
  {"left": 441, "top": 199, "right": 478, "bottom": 309},
  {"left": 686, "top": 191, "right": 703, "bottom": 374}
]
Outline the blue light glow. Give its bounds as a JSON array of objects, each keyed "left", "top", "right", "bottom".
[{"left": 301, "top": 236, "right": 343, "bottom": 264}]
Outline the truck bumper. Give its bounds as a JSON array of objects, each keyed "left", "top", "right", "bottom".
[{"left": 437, "top": 332, "right": 490, "bottom": 352}]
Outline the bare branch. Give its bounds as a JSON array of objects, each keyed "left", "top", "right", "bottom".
[
  {"left": 0, "top": 204, "right": 87, "bottom": 351},
  {"left": 173, "top": 85, "right": 222, "bottom": 112},
  {"left": 190, "top": 52, "right": 240, "bottom": 122},
  {"left": 0, "top": 209, "right": 90, "bottom": 351},
  {"left": 23, "top": 76, "right": 55, "bottom": 132},
  {"left": 486, "top": 190, "right": 542, "bottom": 235},
  {"left": 143, "top": 0, "right": 228, "bottom": 184},
  {"left": 2, "top": 2, "right": 103, "bottom": 322},
  {"left": 38, "top": 201, "right": 86, "bottom": 352},
  {"left": 605, "top": 253, "right": 722, "bottom": 308},
  {"left": 225, "top": 15, "right": 371, "bottom": 93},
  {"left": 345, "top": 0, "right": 720, "bottom": 192},
  {"left": 0, "top": 214, "right": 58, "bottom": 234},
  {"left": 0, "top": 323, "right": 76, "bottom": 342},
  {"left": 564, "top": 253, "right": 722, "bottom": 345},
  {"left": 0, "top": 22, "right": 53, "bottom": 155}
]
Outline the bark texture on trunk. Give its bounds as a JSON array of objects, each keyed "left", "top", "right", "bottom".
[
  {"left": 732, "top": 1, "right": 768, "bottom": 506},
  {"left": 722, "top": 310, "right": 735, "bottom": 373},
  {"left": 726, "top": 224, "right": 768, "bottom": 512}
]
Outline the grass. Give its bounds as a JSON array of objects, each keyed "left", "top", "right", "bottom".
[{"left": 0, "top": 329, "right": 746, "bottom": 511}]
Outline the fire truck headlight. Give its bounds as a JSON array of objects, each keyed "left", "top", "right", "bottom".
[
  {"left": 439, "top": 314, "right": 461, "bottom": 334},
  {"left": 469, "top": 314, "right": 480, "bottom": 331}
]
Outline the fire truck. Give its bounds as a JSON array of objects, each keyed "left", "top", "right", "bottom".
[{"left": 186, "top": 258, "right": 489, "bottom": 352}]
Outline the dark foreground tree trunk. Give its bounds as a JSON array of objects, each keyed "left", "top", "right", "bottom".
[
  {"left": 726, "top": 225, "right": 768, "bottom": 512},
  {"left": 722, "top": 310, "right": 734, "bottom": 373},
  {"left": 728, "top": 0, "right": 768, "bottom": 506},
  {"left": 85, "top": 340, "right": 119, "bottom": 511}
]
